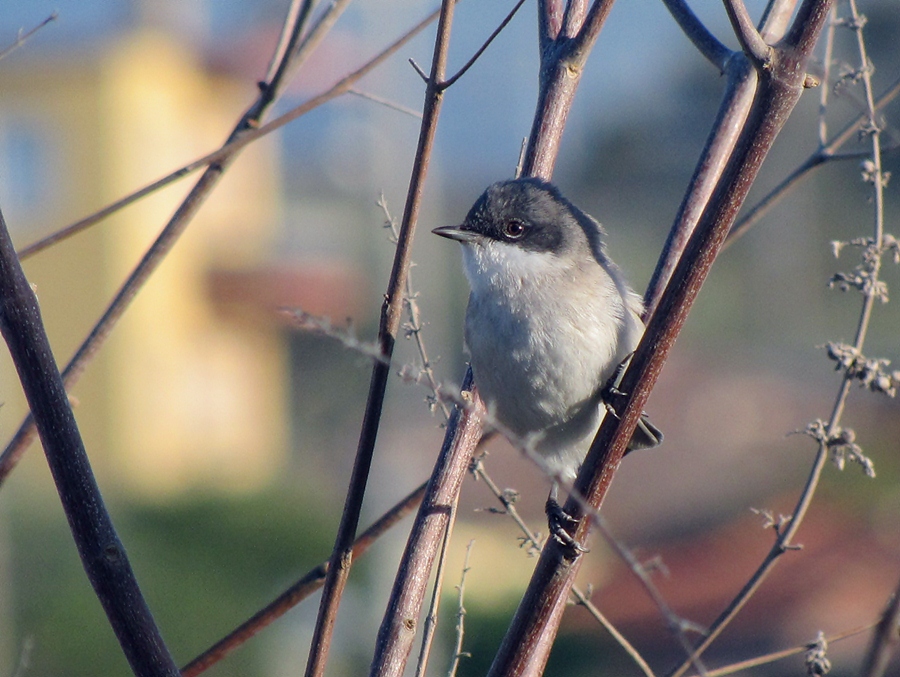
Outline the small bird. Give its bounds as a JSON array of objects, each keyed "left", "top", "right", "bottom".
[{"left": 433, "top": 178, "right": 662, "bottom": 490}]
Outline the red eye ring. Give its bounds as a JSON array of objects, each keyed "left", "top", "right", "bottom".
[{"left": 503, "top": 219, "right": 526, "bottom": 239}]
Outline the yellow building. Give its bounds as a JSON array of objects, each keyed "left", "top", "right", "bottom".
[{"left": 1, "top": 28, "right": 289, "bottom": 496}]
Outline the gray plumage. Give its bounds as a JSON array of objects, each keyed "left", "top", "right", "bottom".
[{"left": 434, "top": 178, "right": 661, "bottom": 482}]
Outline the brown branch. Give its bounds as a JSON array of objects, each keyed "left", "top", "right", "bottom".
[
  {"left": 304, "top": 2, "right": 459, "bottom": 675},
  {"left": 0, "top": 5, "right": 444, "bottom": 486},
  {"left": 15, "top": 8, "right": 441, "bottom": 261},
  {"left": 0, "top": 206, "right": 178, "bottom": 676},
  {"left": 522, "top": 0, "right": 616, "bottom": 180},
  {"left": 726, "top": 71, "right": 900, "bottom": 248},
  {"left": 369, "top": 372, "right": 485, "bottom": 677},
  {"left": 442, "top": 0, "right": 528, "bottom": 88},
  {"left": 860, "top": 575, "right": 900, "bottom": 677},
  {"left": 644, "top": 55, "right": 757, "bottom": 317},
  {"left": 683, "top": 622, "right": 878, "bottom": 677},
  {"left": 489, "top": 2, "right": 835, "bottom": 675},
  {"left": 723, "top": 0, "right": 771, "bottom": 65},
  {"left": 647, "top": 0, "right": 802, "bottom": 315},
  {"left": 661, "top": 0, "right": 732, "bottom": 71},
  {"left": 180, "top": 481, "right": 426, "bottom": 677}
]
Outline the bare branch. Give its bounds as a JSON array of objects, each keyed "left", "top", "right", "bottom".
[
  {"left": 442, "top": 0, "right": 528, "bottom": 89},
  {"left": 661, "top": 0, "right": 732, "bottom": 71},
  {"left": 414, "top": 499, "right": 460, "bottom": 677},
  {"left": 0, "top": 12, "right": 57, "bottom": 61},
  {"left": 369, "top": 371, "right": 485, "bottom": 677},
  {"left": 644, "top": 55, "right": 757, "bottom": 317},
  {"left": 1, "top": 6, "right": 444, "bottom": 484},
  {"left": 682, "top": 622, "right": 877, "bottom": 676},
  {"left": 723, "top": 0, "right": 771, "bottom": 66},
  {"left": 860, "top": 575, "right": 900, "bottom": 677},
  {"left": 307, "top": 1, "right": 459, "bottom": 674},
  {"left": 446, "top": 540, "right": 475, "bottom": 677},
  {"left": 493, "top": 2, "right": 836, "bottom": 675},
  {"left": 726, "top": 72, "right": 900, "bottom": 247},
  {"left": 348, "top": 89, "right": 424, "bottom": 119},
  {"left": 0, "top": 206, "right": 179, "bottom": 677},
  {"left": 180, "top": 482, "right": 427, "bottom": 677},
  {"left": 538, "top": 0, "right": 566, "bottom": 47}
]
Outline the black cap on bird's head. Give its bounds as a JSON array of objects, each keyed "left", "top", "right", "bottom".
[{"left": 432, "top": 178, "right": 606, "bottom": 259}]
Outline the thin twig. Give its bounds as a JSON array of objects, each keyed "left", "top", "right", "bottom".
[
  {"left": 380, "top": 196, "right": 451, "bottom": 419},
  {"left": 0, "top": 6, "right": 445, "bottom": 486},
  {"left": 726, "top": 72, "right": 900, "bottom": 247},
  {"left": 447, "top": 540, "right": 475, "bottom": 677},
  {"left": 348, "top": 89, "right": 424, "bottom": 118},
  {"left": 669, "top": 2, "right": 888, "bottom": 673},
  {"left": 307, "top": 2, "right": 460, "bottom": 674},
  {"left": 683, "top": 622, "right": 878, "bottom": 677},
  {"left": 593, "top": 516, "right": 708, "bottom": 676},
  {"left": 14, "top": 8, "right": 443, "bottom": 261},
  {"left": 414, "top": 497, "right": 460, "bottom": 677},
  {"left": 441, "top": 0, "right": 529, "bottom": 89},
  {"left": 471, "top": 459, "right": 655, "bottom": 677},
  {"left": 0, "top": 12, "right": 57, "bottom": 61},
  {"left": 180, "top": 482, "right": 427, "bottom": 677}
]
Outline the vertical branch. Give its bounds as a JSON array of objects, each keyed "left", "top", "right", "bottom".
[
  {"left": 645, "top": 0, "right": 799, "bottom": 316},
  {"left": 489, "top": 1, "right": 835, "bottom": 675},
  {"left": 305, "top": 2, "right": 458, "bottom": 675},
  {"left": 860, "top": 575, "right": 900, "bottom": 677},
  {"left": 0, "top": 3, "right": 333, "bottom": 673},
  {"left": 522, "top": 1, "right": 615, "bottom": 179},
  {"left": 368, "top": 373, "right": 484, "bottom": 677},
  {"left": 0, "top": 206, "right": 179, "bottom": 677},
  {"left": 179, "top": 482, "right": 428, "bottom": 677}
]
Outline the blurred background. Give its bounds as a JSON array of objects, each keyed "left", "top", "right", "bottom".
[{"left": 0, "top": 1, "right": 898, "bottom": 675}]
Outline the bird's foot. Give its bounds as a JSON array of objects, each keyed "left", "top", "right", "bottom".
[
  {"left": 545, "top": 496, "right": 588, "bottom": 557},
  {"left": 600, "top": 353, "right": 634, "bottom": 417}
]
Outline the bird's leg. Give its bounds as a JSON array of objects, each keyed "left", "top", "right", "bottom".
[
  {"left": 545, "top": 483, "right": 588, "bottom": 556},
  {"left": 599, "top": 352, "right": 664, "bottom": 452},
  {"left": 600, "top": 352, "right": 634, "bottom": 416}
]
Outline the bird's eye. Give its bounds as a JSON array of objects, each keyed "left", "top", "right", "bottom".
[{"left": 502, "top": 219, "right": 526, "bottom": 240}]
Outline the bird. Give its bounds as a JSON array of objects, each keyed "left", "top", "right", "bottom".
[{"left": 433, "top": 177, "right": 662, "bottom": 498}]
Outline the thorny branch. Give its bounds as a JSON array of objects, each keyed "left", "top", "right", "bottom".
[
  {"left": 446, "top": 540, "right": 475, "bottom": 677},
  {"left": 0, "top": 4, "right": 445, "bottom": 486},
  {"left": 491, "top": 1, "right": 838, "bottom": 675},
  {"left": 308, "top": 1, "right": 471, "bottom": 674},
  {"left": 668, "top": 2, "right": 895, "bottom": 674}
]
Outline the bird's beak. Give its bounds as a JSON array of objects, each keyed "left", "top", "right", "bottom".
[{"left": 432, "top": 225, "right": 477, "bottom": 243}]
